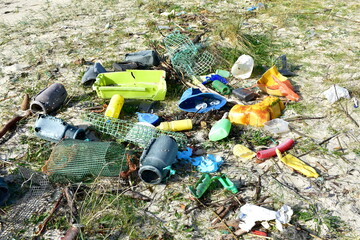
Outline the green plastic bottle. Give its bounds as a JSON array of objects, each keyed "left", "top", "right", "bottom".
[{"left": 209, "top": 113, "right": 231, "bottom": 141}]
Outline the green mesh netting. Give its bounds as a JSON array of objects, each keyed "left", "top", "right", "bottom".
[
  {"left": 163, "top": 30, "right": 215, "bottom": 76},
  {"left": 83, "top": 112, "right": 188, "bottom": 149},
  {"left": 43, "top": 139, "right": 128, "bottom": 182}
]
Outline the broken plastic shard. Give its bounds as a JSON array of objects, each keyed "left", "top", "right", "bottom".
[
  {"left": 233, "top": 144, "right": 256, "bottom": 160},
  {"left": 263, "top": 119, "right": 290, "bottom": 134},
  {"left": 276, "top": 149, "right": 319, "bottom": 178},
  {"left": 189, "top": 173, "right": 238, "bottom": 198}
]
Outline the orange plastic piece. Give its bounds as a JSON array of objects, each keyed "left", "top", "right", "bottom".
[
  {"left": 229, "top": 96, "right": 285, "bottom": 127},
  {"left": 258, "top": 66, "right": 300, "bottom": 101}
]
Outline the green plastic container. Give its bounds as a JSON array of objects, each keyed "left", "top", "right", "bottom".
[
  {"left": 209, "top": 113, "right": 231, "bottom": 141},
  {"left": 93, "top": 70, "right": 167, "bottom": 100}
]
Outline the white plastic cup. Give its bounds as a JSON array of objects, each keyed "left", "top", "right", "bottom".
[{"left": 231, "top": 54, "right": 254, "bottom": 79}]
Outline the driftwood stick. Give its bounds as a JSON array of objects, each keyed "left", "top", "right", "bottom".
[
  {"left": 62, "top": 225, "right": 80, "bottom": 240},
  {"left": 34, "top": 191, "right": 64, "bottom": 236},
  {"left": 64, "top": 187, "right": 79, "bottom": 224},
  {"left": 195, "top": 198, "right": 239, "bottom": 240},
  {"left": 20, "top": 94, "right": 30, "bottom": 110},
  {"left": 0, "top": 110, "right": 31, "bottom": 139}
]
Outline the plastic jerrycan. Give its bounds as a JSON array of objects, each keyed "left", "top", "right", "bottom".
[
  {"left": 158, "top": 119, "right": 193, "bottom": 131},
  {"left": 209, "top": 112, "right": 231, "bottom": 141},
  {"left": 105, "top": 94, "right": 124, "bottom": 118}
]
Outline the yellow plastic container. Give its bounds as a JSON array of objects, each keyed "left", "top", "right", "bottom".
[
  {"left": 105, "top": 94, "right": 124, "bottom": 118},
  {"left": 158, "top": 119, "right": 193, "bottom": 131},
  {"left": 229, "top": 96, "right": 285, "bottom": 127},
  {"left": 93, "top": 70, "right": 167, "bottom": 100}
]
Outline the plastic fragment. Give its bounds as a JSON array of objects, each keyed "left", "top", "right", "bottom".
[
  {"left": 216, "top": 175, "right": 238, "bottom": 194},
  {"left": 177, "top": 147, "right": 193, "bottom": 160},
  {"left": 191, "top": 154, "right": 223, "bottom": 173},
  {"left": 353, "top": 98, "right": 359, "bottom": 108},
  {"left": 189, "top": 173, "right": 238, "bottom": 198},
  {"left": 233, "top": 144, "right": 256, "bottom": 160},
  {"left": 258, "top": 66, "right": 300, "bottom": 101},
  {"left": 263, "top": 119, "right": 290, "bottom": 134},
  {"left": 238, "top": 204, "right": 293, "bottom": 232},
  {"left": 215, "top": 69, "right": 230, "bottom": 78},
  {"left": 322, "top": 85, "right": 351, "bottom": 104},
  {"left": 232, "top": 88, "right": 256, "bottom": 102},
  {"left": 137, "top": 112, "right": 160, "bottom": 125},
  {"left": 251, "top": 230, "right": 267, "bottom": 237},
  {"left": 276, "top": 149, "right": 319, "bottom": 178}
]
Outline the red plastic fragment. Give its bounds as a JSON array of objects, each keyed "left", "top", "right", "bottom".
[{"left": 251, "top": 230, "right": 267, "bottom": 236}]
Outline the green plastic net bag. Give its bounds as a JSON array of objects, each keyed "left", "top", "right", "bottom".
[
  {"left": 163, "top": 30, "right": 214, "bottom": 76},
  {"left": 43, "top": 139, "right": 129, "bottom": 182},
  {"left": 83, "top": 112, "right": 188, "bottom": 149}
]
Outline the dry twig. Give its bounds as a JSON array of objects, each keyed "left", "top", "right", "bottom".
[{"left": 34, "top": 191, "right": 64, "bottom": 236}]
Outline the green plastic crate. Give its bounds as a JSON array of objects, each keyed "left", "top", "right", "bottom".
[{"left": 93, "top": 70, "right": 167, "bottom": 100}]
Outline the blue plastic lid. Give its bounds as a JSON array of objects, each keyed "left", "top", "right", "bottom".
[{"left": 137, "top": 112, "right": 160, "bottom": 125}]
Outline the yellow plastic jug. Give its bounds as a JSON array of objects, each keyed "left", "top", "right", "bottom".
[
  {"left": 158, "top": 119, "right": 193, "bottom": 131},
  {"left": 105, "top": 94, "right": 124, "bottom": 118},
  {"left": 229, "top": 96, "right": 284, "bottom": 127}
]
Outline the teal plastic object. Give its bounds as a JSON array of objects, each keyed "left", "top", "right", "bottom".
[
  {"left": 216, "top": 175, "right": 238, "bottom": 194},
  {"left": 209, "top": 113, "right": 231, "bottom": 141},
  {"left": 189, "top": 173, "right": 238, "bottom": 198},
  {"left": 212, "top": 80, "right": 231, "bottom": 95},
  {"left": 189, "top": 173, "right": 212, "bottom": 198},
  {"left": 92, "top": 70, "right": 166, "bottom": 100}
]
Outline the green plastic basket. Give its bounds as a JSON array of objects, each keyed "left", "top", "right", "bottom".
[{"left": 92, "top": 70, "right": 167, "bottom": 100}]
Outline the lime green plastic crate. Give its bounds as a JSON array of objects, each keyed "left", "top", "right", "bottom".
[{"left": 93, "top": 70, "right": 167, "bottom": 100}]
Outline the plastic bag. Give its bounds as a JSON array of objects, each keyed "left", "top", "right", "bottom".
[
  {"left": 322, "top": 85, "right": 350, "bottom": 104},
  {"left": 238, "top": 204, "right": 293, "bottom": 232}
]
